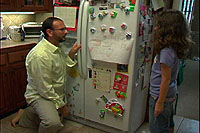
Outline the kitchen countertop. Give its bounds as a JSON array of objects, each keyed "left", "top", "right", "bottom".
[{"left": 0, "top": 38, "right": 39, "bottom": 49}]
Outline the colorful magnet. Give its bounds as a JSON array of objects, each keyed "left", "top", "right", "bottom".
[
  {"left": 90, "top": 13, "right": 96, "bottom": 20},
  {"left": 120, "top": 4, "right": 126, "bottom": 9},
  {"left": 121, "top": 23, "right": 127, "bottom": 30},
  {"left": 100, "top": 24, "right": 107, "bottom": 32},
  {"left": 108, "top": 3, "right": 114, "bottom": 9},
  {"left": 100, "top": 95, "right": 108, "bottom": 103},
  {"left": 100, "top": 109, "right": 106, "bottom": 118},
  {"left": 109, "top": 27, "right": 115, "bottom": 33},
  {"left": 99, "top": 6, "right": 107, "bottom": 10},
  {"left": 89, "top": 0, "right": 97, "bottom": 6},
  {"left": 98, "top": 13, "right": 104, "bottom": 19},
  {"left": 126, "top": 32, "right": 132, "bottom": 39},
  {"left": 130, "top": 0, "right": 136, "bottom": 5},
  {"left": 110, "top": 11, "right": 118, "bottom": 18},
  {"left": 89, "top": 8, "right": 94, "bottom": 14},
  {"left": 129, "top": 6, "right": 135, "bottom": 11},
  {"left": 73, "top": 83, "right": 80, "bottom": 91},
  {"left": 115, "top": 91, "right": 127, "bottom": 99},
  {"left": 96, "top": 98, "right": 101, "bottom": 103},
  {"left": 116, "top": 3, "right": 120, "bottom": 8},
  {"left": 90, "top": 27, "right": 96, "bottom": 33},
  {"left": 124, "top": 7, "right": 130, "bottom": 15},
  {"left": 105, "top": 99, "right": 124, "bottom": 116},
  {"left": 102, "top": 10, "right": 109, "bottom": 16}
]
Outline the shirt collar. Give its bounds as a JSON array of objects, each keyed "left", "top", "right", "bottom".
[{"left": 42, "top": 38, "right": 61, "bottom": 53}]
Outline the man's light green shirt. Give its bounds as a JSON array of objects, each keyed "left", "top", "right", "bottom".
[{"left": 25, "top": 38, "right": 77, "bottom": 109}]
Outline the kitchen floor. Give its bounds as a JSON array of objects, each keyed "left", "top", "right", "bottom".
[
  {"left": 0, "top": 113, "right": 199, "bottom": 133},
  {"left": 0, "top": 59, "right": 199, "bottom": 133}
]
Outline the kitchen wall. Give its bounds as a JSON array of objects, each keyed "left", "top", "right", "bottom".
[{"left": 1, "top": 13, "right": 53, "bottom": 36}]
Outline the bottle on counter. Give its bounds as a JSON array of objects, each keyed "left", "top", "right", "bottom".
[
  {"left": 19, "top": 24, "right": 26, "bottom": 41},
  {"left": 0, "top": 16, "right": 7, "bottom": 40}
]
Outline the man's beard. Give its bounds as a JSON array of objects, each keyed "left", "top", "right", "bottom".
[{"left": 59, "top": 36, "right": 66, "bottom": 43}]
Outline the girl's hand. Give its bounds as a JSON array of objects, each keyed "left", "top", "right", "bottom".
[{"left": 155, "top": 101, "right": 164, "bottom": 117}]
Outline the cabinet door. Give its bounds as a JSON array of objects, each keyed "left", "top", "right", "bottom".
[
  {"left": 18, "top": 0, "right": 53, "bottom": 12},
  {"left": 0, "top": 72, "right": 12, "bottom": 117},
  {"left": 9, "top": 67, "right": 27, "bottom": 109},
  {"left": 0, "top": 0, "right": 16, "bottom": 11}
]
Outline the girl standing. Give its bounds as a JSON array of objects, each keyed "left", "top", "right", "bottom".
[{"left": 149, "top": 10, "right": 193, "bottom": 133}]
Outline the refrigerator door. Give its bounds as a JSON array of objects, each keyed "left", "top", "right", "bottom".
[{"left": 84, "top": 0, "right": 142, "bottom": 131}]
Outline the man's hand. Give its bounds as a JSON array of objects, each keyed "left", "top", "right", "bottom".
[
  {"left": 59, "top": 105, "right": 70, "bottom": 117},
  {"left": 69, "top": 42, "right": 81, "bottom": 60}
]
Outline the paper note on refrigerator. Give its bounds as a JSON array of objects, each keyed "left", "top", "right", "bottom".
[
  {"left": 93, "top": 67, "right": 112, "bottom": 92},
  {"left": 54, "top": 7, "right": 77, "bottom": 28},
  {"left": 151, "top": 0, "right": 164, "bottom": 11},
  {"left": 88, "top": 39, "right": 134, "bottom": 64}
]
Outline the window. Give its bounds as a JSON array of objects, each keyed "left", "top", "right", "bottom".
[{"left": 181, "top": 0, "right": 195, "bottom": 23}]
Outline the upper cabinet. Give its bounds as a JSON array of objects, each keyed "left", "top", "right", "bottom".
[
  {"left": 0, "top": 0, "right": 16, "bottom": 11},
  {"left": 0, "top": 0, "right": 53, "bottom": 12},
  {"left": 18, "top": 0, "right": 53, "bottom": 12}
]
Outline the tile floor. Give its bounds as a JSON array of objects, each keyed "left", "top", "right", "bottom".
[{"left": 0, "top": 112, "right": 199, "bottom": 133}]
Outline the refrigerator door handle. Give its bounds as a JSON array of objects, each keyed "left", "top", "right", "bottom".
[
  {"left": 77, "top": 0, "right": 85, "bottom": 78},
  {"left": 81, "top": 1, "right": 89, "bottom": 79}
]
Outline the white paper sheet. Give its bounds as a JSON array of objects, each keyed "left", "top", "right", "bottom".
[
  {"left": 54, "top": 7, "right": 77, "bottom": 28},
  {"left": 151, "top": 0, "right": 164, "bottom": 11},
  {"left": 88, "top": 38, "right": 134, "bottom": 64}
]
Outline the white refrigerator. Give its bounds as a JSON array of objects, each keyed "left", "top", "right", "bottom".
[{"left": 55, "top": 0, "right": 154, "bottom": 132}]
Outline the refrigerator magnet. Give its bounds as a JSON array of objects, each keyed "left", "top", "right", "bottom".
[
  {"left": 90, "top": 27, "right": 96, "bottom": 33},
  {"left": 109, "top": 27, "right": 115, "bottom": 33},
  {"left": 120, "top": 4, "right": 126, "bottom": 9},
  {"left": 90, "top": 14, "right": 96, "bottom": 20},
  {"left": 102, "top": 10, "right": 109, "bottom": 16},
  {"left": 89, "top": 7, "right": 95, "bottom": 14},
  {"left": 99, "top": 109, "right": 106, "bottom": 119},
  {"left": 129, "top": 6, "right": 135, "bottom": 11},
  {"left": 108, "top": 3, "right": 114, "bottom": 9},
  {"left": 98, "top": 13, "right": 104, "bottom": 19},
  {"left": 110, "top": 11, "right": 118, "bottom": 18},
  {"left": 73, "top": 83, "right": 80, "bottom": 91},
  {"left": 100, "top": 24, "right": 107, "bottom": 32},
  {"left": 121, "top": 23, "right": 127, "bottom": 30},
  {"left": 96, "top": 98, "right": 101, "bottom": 103},
  {"left": 124, "top": 7, "right": 130, "bottom": 15},
  {"left": 100, "top": 95, "right": 108, "bottom": 103},
  {"left": 126, "top": 32, "right": 132, "bottom": 39},
  {"left": 105, "top": 99, "right": 124, "bottom": 116}
]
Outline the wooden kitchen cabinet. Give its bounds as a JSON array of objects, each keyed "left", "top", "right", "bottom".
[
  {"left": 18, "top": 0, "right": 53, "bottom": 12},
  {"left": 0, "top": 0, "right": 53, "bottom": 12},
  {"left": 0, "top": 43, "right": 36, "bottom": 118},
  {"left": 0, "top": 0, "right": 16, "bottom": 11}
]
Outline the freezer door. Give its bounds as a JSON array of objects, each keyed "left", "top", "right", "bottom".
[{"left": 64, "top": 0, "right": 87, "bottom": 118}]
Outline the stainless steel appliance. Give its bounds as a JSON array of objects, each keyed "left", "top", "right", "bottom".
[{"left": 22, "top": 22, "right": 42, "bottom": 38}]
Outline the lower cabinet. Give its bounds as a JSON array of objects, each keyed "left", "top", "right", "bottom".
[
  {"left": 0, "top": 43, "right": 36, "bottom": 118},
  {"left": 0, "top": 72, "right": 11, "bottom": 116}
]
